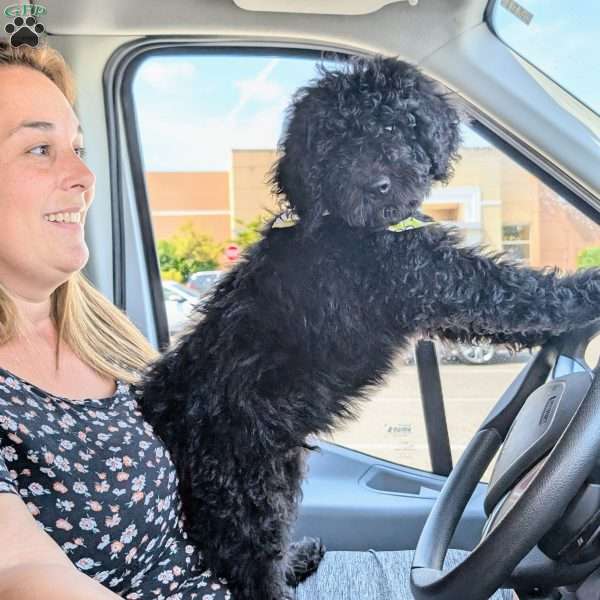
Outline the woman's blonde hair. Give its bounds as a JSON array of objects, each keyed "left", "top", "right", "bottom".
[{"left": 0, "top": 40, "right": 159, "bottom": 385}]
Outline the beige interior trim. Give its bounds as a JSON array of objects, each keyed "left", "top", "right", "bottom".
[{"left": 231, "top": 0, "right": 418, "bottom": 16}]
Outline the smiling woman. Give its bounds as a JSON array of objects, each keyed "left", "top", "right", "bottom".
[
  {"left": 0, "top": 40, "right": 157, "bottom": 387},
  {"left": 0, "top": 39, "right": 250, "bottom": 600}
]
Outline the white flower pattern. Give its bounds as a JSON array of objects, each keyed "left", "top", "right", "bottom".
[{"left": 0, "top": 369, "right": 231, "bottom": 599}]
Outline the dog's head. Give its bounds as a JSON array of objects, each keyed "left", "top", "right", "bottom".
[{"left": 270, "top": 55, "right": 463, "bottom": 232}]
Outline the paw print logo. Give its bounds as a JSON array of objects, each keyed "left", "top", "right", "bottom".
[{"left": 4, "top": 16, "right": 45, "bottom": 48}]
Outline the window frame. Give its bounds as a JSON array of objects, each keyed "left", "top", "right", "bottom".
[
  {"left": 108, "top": 43, "right": 358, "bottom": 351},
  {"left": 109, "top": 41, "right": 600, "bottom": 339},
  {"left": 105, "top": 40, "right": 600, "bottom": 474},
  {"left": 484, "top": 0, "right": 600, "bottom": 119}
]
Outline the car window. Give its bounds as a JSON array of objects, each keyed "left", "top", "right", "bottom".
[
  {"left": 331, "top": 121, "right": 600, "bottom": 477},
  {"left": 488, "top": 0, "right": 599, "bottom": 116},
  {"left": 424, "top": 128, "right": 600, "bottom": 478},
  {"left": 131, "top": 51, "right": 600, "bottom": 476}
]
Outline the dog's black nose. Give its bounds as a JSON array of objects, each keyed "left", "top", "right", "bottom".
[{"left": 368, "top": 176, "right": 391, "bottom": 195}]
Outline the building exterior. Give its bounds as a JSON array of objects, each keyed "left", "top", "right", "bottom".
[
  {"left": 145, "top": 147, "right": 600, "bottom": 272},
  {"left": 145, "top": 171, "right": 230, "bottom": 241}
]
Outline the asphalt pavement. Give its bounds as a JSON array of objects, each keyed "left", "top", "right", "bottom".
[{"left": 325, "top": 336, "right": 600, "bottom": 478}]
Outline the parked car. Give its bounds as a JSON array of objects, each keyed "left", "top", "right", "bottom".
[
  {"left": 162, "top": 280, "right": 201, "bottom": 334},
  {"left": 454, "top": 340, "right": 497, "bottom": 364},
  {"left": 186, "top": 270, "right": 223, "bottom": 297},
  {"left": 403, "top": 339, "right": 531, "bottom": 366}
]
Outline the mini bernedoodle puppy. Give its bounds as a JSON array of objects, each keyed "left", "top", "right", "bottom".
[{"left": 140, "top": 56, "right": 600, "bottom": 599}]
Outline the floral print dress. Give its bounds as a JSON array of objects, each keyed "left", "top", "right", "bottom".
[{"left": 0, "top": 367, "right": 231, "bottom": 600}]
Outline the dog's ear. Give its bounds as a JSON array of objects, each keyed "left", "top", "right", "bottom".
[
  {"left": 270, "top": 118, "right": 315, "bottom": 203},
  {"left": 268, "top": 97, "right": 326, "bottom": 235},
  {"left": 411, "top": 88, "right": 463, "bottom": 184}
]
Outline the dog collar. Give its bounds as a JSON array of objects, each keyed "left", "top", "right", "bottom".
[
  {"left": 386, "top": 216, "right": 436, "bottom": 232},
  {"left": 270, "top": 210, "right": 301, "bottom": 229},
  {"left": 270, "top": 211, "right": 435, "bottom": 232}
]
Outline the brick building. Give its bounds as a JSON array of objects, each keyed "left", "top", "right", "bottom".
[{"left": 145, "top": 147, "right": 600, "bottom": 272}]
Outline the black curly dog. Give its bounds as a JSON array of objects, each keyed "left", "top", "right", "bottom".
[{"left": 140, "top": 56, "right": 600, "bottom": 599}]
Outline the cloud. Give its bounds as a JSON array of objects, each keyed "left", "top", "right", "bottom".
[
  {"left": 231, "top": 101, "right": 289, "bottom": 149},
  {"left": 137, "top": 61, "right": 197, "bottom": 92},
  {"left": 227, "top": 59, "right": 281, "bottom": 122},
  {"left": 234, "top": 78, "right": 283, "bottom": 104},
  {"left": 135, "top": 57, "right": 290, "bottom": 171},
  {"left": 137, "top": 98, "right": 291, "bottom": 172}
]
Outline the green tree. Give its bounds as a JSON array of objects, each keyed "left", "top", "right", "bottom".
[
  {"left": 577, "top": 247, "right": 600, "bottom": 269},
  {"left": 157, "top": 222, "right": 223, "bottom": 282},
  {"left": 232, "top": 214, "right": 271, "bottom": 250}
]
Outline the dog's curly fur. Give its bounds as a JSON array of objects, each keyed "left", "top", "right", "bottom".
[{"left": 139, "top": 56, "right": 600, "bottom": 599}]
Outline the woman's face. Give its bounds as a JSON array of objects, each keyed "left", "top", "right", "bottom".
[{"left": 0, "top": 65, "right": 95, "bottom": 298}]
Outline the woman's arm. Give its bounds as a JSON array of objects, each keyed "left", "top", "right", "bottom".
[
  {"left": 0, "top": 564, "right": 122, "bottom": 600},
  {"left": 0, "top": 493, "right": 122, "bottom": 600}
]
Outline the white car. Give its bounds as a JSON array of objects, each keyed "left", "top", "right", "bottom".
[
  {"left": 186, "top": 270, "right": 224, "bottom": 298},
  {"left": 162, "top": 280, "right": 201, "bottom": 334}
]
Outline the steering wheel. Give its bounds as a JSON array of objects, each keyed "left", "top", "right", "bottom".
[{"left": 410, "top": 320, "right": 600, "bottom": 600}]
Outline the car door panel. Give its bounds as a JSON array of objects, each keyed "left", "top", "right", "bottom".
[{"left": 294, "top": 440, "right": 488, "bottom": 551}]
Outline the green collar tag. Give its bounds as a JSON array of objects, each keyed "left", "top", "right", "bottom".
[
  {"left": 386, "top": 216, "right": 435, "bottom": 232},
  {"left": 270, "top": 211, "right": 435, "bottom": 232}
]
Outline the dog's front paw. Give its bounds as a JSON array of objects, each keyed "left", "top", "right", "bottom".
[{"left": 286, "top": 536, "right": 326, "bottom": 586}]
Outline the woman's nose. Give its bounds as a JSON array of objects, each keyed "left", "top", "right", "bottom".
[{"left": 59, "top": 150, "right": 96, "bottom": 192}]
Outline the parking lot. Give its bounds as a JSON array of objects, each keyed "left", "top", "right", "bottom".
[{"left": 326, "top": 336, "right": 600, "bottom": 478}]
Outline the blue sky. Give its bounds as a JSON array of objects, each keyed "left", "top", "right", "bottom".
[
  {"left": 133, "top": 55, "right": 326, "bottom": 171},
  {"left": 132, "top": 2, "right": 598, "bottom": 172},
  {"left": 492, "top": 0, "right": 599, "bottom": 116}
]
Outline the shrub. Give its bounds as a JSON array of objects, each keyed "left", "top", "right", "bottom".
[
  {"left": 157, "top": 222, "right": 222, "bottom": 282},
  {"left": 577, "top": 247, "right": 600, "bottom": 269}
]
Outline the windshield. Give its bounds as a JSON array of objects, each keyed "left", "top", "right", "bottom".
[{"left": 488, "top": 0, "right": 600, "bottom": 117}]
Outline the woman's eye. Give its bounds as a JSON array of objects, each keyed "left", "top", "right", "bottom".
[
  {"left": 28, "top": 145, "right": 87, "bottom": 159},
  {"left": 29, "top": 144, "right": 49, "bottom": 156},
  {"left": 384, "top": 125, "right": 396, "bottom": 133}
]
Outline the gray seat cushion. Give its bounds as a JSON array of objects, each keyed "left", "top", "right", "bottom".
[{"left": 295, "top": 549, "right": 512, "bottom": 600}]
